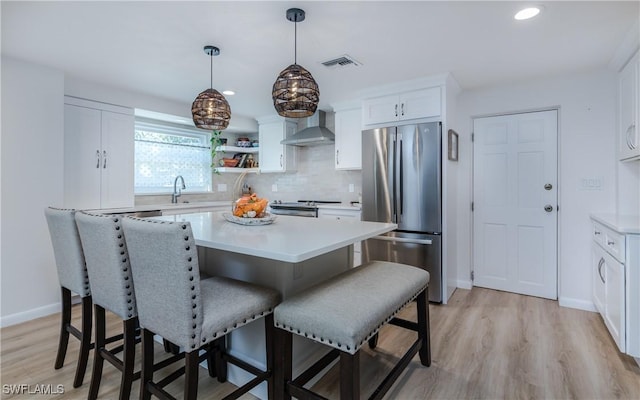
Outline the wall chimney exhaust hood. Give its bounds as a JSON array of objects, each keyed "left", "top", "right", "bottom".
[{"left": 280, "top": 110, "right": 335, "bottom": 146}]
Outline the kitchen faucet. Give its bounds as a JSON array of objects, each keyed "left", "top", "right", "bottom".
[{"left": 172, "top": 175, "right": 186, "bottom": 203}]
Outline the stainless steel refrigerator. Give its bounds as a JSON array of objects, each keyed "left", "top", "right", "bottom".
[{"left": 361, "top": 122, "right": 442, "bottom": 302}]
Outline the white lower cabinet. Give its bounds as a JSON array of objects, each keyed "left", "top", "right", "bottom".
[
  {"left": 591, "top": 216, "right": 640, "bottom": 357},
  {"left": 318, "top": 208, "right": 362, "bottom": 266}
]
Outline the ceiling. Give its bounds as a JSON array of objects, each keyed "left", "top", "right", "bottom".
[{"left": 1, "top": 1, "right": 638, "bottom": 121}]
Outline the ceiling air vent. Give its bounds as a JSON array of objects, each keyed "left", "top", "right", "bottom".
[{"left": 321, "top": 54, "right": 361, "bottom": 69}]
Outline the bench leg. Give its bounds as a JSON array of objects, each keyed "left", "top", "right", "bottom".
[
  {"left": 417, "top": 288, "right": 431, "bottom": 367},
  {"left": 340, "top": 351, "right": 360, "bottom": 400},
  {"left": 274, "top": 328, "right": 292, "bottom": 400}
]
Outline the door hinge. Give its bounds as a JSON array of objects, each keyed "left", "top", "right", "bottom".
[
  {"left": 471, "top": 271, "right": 475, "bottom": 281},
  {"left": 471, "top": 133, "right": 474, "bottom": 142},
  {"left": 471, "top": 202, "right": 474, "bottom": 211}
]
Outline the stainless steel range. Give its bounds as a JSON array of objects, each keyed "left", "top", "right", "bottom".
[{"left": 269, "top": 200, "right": 341, "bottom": 217}]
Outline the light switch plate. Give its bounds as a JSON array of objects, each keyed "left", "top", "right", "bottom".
[{"left": 272, "top": 184, "right": 278, "bottom": 192}]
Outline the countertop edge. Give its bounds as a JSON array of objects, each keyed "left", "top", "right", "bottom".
[{"left": 590, "top": 213, "right": 640, "bottom": 234}]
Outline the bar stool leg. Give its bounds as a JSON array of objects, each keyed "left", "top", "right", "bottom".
[
  {"left": 184, "top": 351, "right": 200, "bottom": 400},
  {"left": 55, "top": 287, "right": 71, "bottom": 370},
  {"left": 73, "top": 295, "right": 93, "bottom": 388},
  {"left": 273, "top": 328, "right": 292, "bottom": 400},
  {"left": 88, "top": 305, "right": 106, "bottom": 400},
  {"left": 417, "top": 289, "right": 431, "bottom": 367},
  {"left": 213, "top": 336, "right": 227, "bottom": 383},
  {"left": 264, "top": 314, "right": 275, "bottom": 399},
  {"left": 119, "top": 318, "right": 137, "bottom": 400},
  {"left": 140, "top": 329, "right": 154, "bottom": 400},
  {"left": 205, "top": 342, "right": 217, "bottom": 378}
]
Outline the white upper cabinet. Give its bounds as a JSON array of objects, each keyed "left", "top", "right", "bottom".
[
  {"left": 362, "top": 87, "right": 441, "bottom": 126},
  {"left": 258, "top": 118, "right": 297, "bottom": 173},
  {"left": 334, "top": 108, "right": 362, "bottom": 170},
  {"left": 619, "top": 51, "right": 640, "bottom": 161},
  {"left": 64, "top": 97, "right": 134, "bottom": 209}
]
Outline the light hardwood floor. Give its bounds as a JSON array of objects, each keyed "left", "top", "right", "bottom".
[{"left": 2, "top": 288, "right": 639, "bottom": 399}]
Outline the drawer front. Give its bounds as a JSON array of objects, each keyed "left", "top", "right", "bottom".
[
  {"left": 593, "top": 221, "right": 626, "bottom": 264},
  {"left": 604, "top": 229, "right": 626, "bottom": 264},
  {"left": 592, "top": 222, "right": 606, "bottom": 247}
]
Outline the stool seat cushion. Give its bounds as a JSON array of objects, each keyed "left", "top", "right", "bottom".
[
  {"left": 199, "top": 276, "right": 281, "bottom": 345},
  {"left": 274, "top": 261, "right": 429, "bottom": 354}
]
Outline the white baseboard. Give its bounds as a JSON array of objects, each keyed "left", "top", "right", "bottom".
[
  {"left": 0, "top": 302, "right": 61, "bottom": 328},
  {"left": 559, "top": 297, "right": 597, "bottom": 312},
  {"left": 456, "top": 279, "right": 473, "bottom": 290}
]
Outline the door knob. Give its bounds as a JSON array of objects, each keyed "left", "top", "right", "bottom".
[
  {"left": 544, "top": 205, "right": 553, "bottom": 212},
  {"left": 544, "top": 183, "right": 552, "bottom": 190}
]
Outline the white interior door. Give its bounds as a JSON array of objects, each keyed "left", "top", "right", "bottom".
[{"left": 473, "top": 110, "right": 558, "bottom": 299}]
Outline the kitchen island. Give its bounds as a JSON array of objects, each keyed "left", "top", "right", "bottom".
[{"left": 152, "top": 211, "right": 396, "bottom": 398}]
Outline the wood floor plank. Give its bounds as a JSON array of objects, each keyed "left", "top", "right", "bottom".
[{"left": 2, "top": 288, "right": 639, "bottom": 399}]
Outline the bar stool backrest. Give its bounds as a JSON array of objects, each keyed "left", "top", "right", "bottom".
[
  {"left": 76, "top": 212, "right": 137, "bottom": 321},
  {"left": 123, "top": 217, "right": 203, "bottom": 351},
  {"left": 44, "top": 207, "right": 90, "bottom": 298}
]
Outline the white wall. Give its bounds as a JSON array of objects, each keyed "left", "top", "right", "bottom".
[
  {"left": 1, "top": 57, "right": 65, "bottom": 326},
  {"left": 456, "top": 69, "right": 618, "bottom": 311}
]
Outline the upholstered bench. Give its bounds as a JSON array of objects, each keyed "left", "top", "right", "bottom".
[{"left": 273, "top": 260, "right": 431, "bottom": 400}]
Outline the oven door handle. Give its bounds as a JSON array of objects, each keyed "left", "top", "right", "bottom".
[{"left": 369, "top": 235, "right": 432, "bottom": 245}]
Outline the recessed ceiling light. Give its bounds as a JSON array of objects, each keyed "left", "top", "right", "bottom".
[
  {"left": 222, "top": 90, "right": 235, "bottom": 96},
  {"left": 515, "top": 7, "right": 541, "bottom": 20}
]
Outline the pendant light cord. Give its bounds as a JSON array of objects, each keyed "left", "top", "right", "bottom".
[
  {"left": 210, "top": 53, "right": 213, "bottom": 89},
  {"left": 294, "top": 20, "right": 297, "bottom": 65}
]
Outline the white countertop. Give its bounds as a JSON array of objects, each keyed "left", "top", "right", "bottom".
[
  {"left": 591, "top": 214, "right": 640, "bottom": 234},
  {"left": 152, "top": 211, "right": 396, "bottom": 263},
  {"left": 95, "top": 201, "right": 231, "bottom": 214}
]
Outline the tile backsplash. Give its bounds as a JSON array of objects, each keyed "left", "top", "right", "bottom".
[
  {"left": 245, "top": 145, "right": 361, "bottom": 203},
  {"left": 135, "top": 145, "right": 362, "bottom": 205}
]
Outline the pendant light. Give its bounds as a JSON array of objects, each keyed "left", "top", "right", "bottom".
[
  {"left": 192, "top": 45, "right": 231, "bottom": 130},
  {"left": 272, "top": 8, "right": 319, "bottom": 118}
]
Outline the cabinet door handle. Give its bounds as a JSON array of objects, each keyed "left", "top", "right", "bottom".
[
  {"left": 336, "top": 149, "right": 339, "bottom": 165},
  {"left": 626, "top": 124, "right": 636, "bottom": 150},
  {"left": 401, "top": 103, "right": 405, "bottom": 116},
  {"left": 96, "top": 150, "right": 101, "bottom": 168},
  {"left": 607, "top": 240, "right": 615, "bottom": 246},
  {"left": 280, "top": 154, "right": 283, "bottom": 168},
  {"left": 594, "top": 230, "right": 601, "bottom": 236},
  {"left": 395, "top": 104, "right": 398, "bottom": 117},
  {"left": 103, "top": 150, "right": 107, "bottom": 169},
  {"left": 597, "top": 257, "right": 605, "bottom": 283}
]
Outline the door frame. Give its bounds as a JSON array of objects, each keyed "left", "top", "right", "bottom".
[{"left": 470, "top": 106, "right": 561, "bottom": 299}]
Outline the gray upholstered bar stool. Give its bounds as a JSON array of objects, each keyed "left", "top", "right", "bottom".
[
  {"left": 123, "top": 217, "right": 281, "bottom": 400},
  {"left": 44, "top": 207, "right": 93, "bottom": 388},
  {"left": 75, "top": 211, "right": 144, "bottom": 400}
]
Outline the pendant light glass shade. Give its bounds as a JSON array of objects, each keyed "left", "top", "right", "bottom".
[
  {"left": 272, "top": 8, "right": 319, "bottom": 118},
  {"left": 192, "top": 46, "right": 231, "bottom": 130}
]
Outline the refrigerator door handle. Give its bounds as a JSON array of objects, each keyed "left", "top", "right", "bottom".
[
  {"left": 392, "top": 133, "right": 398, "bottom": 221},
  {"left": 370, "top": 235, "right": 433, "bottom": 245},
  {"left": 398, "top": 137, "right": 404, "bottom": 218}
]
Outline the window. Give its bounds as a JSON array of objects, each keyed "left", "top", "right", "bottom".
[{"left": 134, "top": 120, "right": 212, "bottom": 194}]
